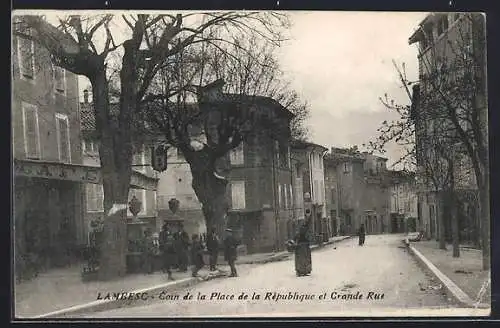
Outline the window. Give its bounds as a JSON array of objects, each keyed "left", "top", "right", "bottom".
[
  {"left": 284, "top": 184, "right": 288, "bottom": 209},
  {"left": 17, "top": 35, "right": 35, "bottom": 79},
  {"left": 22, "top": 102, "right": 40, "bottom": 159},
  {"left": 319, "top": 180, "right": 324, "bottom": 202},
  {"left": 56, "top": 113, "right": 71, "bottom": 163},
  {"left": 278, "top": 184, "right": 282, "bottom": 209},
  {"left": 289, "top": 184, "right": 293, "bottom": 210},
  {"left": 231, "top": 181, "right": 246, "bottom": 210},
  {"left": 128, "top": 188, "right": 147, "bottom": 216},
  {"left": 86, "top": 184, "right": 104, "bottom": 212},
  {"left": 53, "top": 65, "right": 66, "bottom": 93},
  {"left": 343, "top": 162, "right": 350, "bottom": 173},
  {"left": 229, "top": 142, "right": 244, "bottom": 165},
  {"left": 133, "top": 145, "right": 146, "bottom": 173},
  {"left": 82, "top": 141, "right": 86, "bottom": 152}
]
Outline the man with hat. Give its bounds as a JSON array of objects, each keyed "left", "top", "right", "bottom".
[
  {"left": 159, "top": 221, "right": 176, "bottom": 280},
  {"left": 223, "top": 228, "right": 240, "bottom": 277}
]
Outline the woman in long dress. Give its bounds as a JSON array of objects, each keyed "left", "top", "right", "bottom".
[{"left": 294, "top": 219, "right": 312, "bottom": 277}]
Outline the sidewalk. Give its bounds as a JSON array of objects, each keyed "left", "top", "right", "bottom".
[
  {"left": 15, "top": 235, "right": 351, "bottom": 318},
  {"left": 409, "top": 240, "right": 491, "bottom": 307}
]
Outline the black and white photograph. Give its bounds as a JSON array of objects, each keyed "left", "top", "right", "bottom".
[{"left": 11, "top": 10, "right": 491, "bottom": 319}]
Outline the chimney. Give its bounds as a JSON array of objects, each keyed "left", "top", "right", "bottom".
[{"left": 83, "top": 89, "right": 89, "bottom": 104}]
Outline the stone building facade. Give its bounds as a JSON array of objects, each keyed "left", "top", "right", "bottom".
[
  {"left": 408, "top": 13, "right": 486, "bottom": 246},
  {"left": 13, "top": 20, "right": 86, "bottom": 275},
  {"left": 324, "top": 148, "right": 390, "bottom": 236}
]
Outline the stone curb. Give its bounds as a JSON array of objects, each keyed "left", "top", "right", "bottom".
[
  {"left": 403, "top": 240, "right": 490, "bottom": 309},
  {"left": 239, "top": 236, "right": 353, "bottom": 265},
  {"left": 31, "top": 272, "right": 226, "bottom": 319}
]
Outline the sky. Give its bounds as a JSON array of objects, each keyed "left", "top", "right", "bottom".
[
  {"left": 277, "top": 11, "right": 429, "bottom": 167},
  {"left": 32, "top": 10, "right": 429, "bottom": 168}
]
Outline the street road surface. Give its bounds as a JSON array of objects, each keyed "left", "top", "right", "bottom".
[{"left": 71, "top": 234, "right": 462, "bottom": 318}]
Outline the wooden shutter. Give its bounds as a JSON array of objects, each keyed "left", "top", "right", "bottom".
[
  {"left": 23, "top": 103, "right": 40, "bottom": 158},
  {"left": 18, "top": 37, "right": 34, "bottom": 78},
  {"left": 56, "top": 114, "right": 71, "bottom": 163}
]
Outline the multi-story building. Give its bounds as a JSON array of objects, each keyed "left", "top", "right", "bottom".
[
  {"left": 291, "top": 140, "right": 328, "bottom": 240},
  {"left": 13, "top": 20, "right": 87, "bottom": 274},
  {"left": 408, "top": 13, "right": 486, "bottom": 245},
  {"left": 154, "top": 80, "right": 296, "bottom": 253},
  {"left": 388, "top": 170, "right": 419, "bottom": 234},
  {"left": 324, "top": 147, "right": 390, "bottom": 236},
  {"left": 79, "top": 90, "right": 160, "bottom": 234}
]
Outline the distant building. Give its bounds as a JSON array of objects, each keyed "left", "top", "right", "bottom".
[
  {"left": 324, "top": 147, "right": 390, "bottom": 236},
  {"left": 388, "top": 170, "right": 418, "bottom": 234},
  {"left": 291, "top": 140, "right": 328, "bottom": 241}
]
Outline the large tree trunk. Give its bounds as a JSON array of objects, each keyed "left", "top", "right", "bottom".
[
  {"left": 187, "top": 148, "right": 229, "bottom": 238},
  {"left": 437, "top": 192, "right": 447, "bottom": 250},
  {"left": 91, "top": 50, "right": 136, "bottom": 280}
]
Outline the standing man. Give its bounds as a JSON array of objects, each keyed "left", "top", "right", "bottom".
[
  {"left": 191, "top": 234, "right": 205, "bottom": 277},
  {"left": 159, "top": 222, "right": 176, "bottom": 280},
  {"left": 143, "top": 228, "right": 156, "bottom": 274},
  {"left": 206, "top": 227, "right": 220, "bottom": 271},
  {"left": 176, "top": 223, "right": 190, "bottom": 272},
  {"left": 224, "top": 228, "right": 239, "bottom": 277},
  {"left": 358, "top": 223, "right": 366, "bottom": 246}
]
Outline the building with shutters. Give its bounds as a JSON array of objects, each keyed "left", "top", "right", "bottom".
[
  {"left": 408, "top": 13, "right": 486, "bottom": 246},
  {"left": 79, "top": 90, "right": 160, "bottom": 233},
  {"left": 12, "top": 19, "right": 89, "bottom": 275},
  {"left": 291, "top": 141, "right": 329, "bottom": 242},
  {"left": 324, "top": 147, "right": 391, "bottom": 236},
  {"left": 153, "top": 80, "right": 296, "bottom": 253},
  {"left": 388, "top": 170, "right": 418, "bottom": 234}
]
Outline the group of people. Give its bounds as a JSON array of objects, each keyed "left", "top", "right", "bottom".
[{"left": 151, "top": 222, "right": 240, "bottom": 280}]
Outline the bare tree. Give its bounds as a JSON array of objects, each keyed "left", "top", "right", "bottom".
[
  {"left": 142, "top": 32, "right": 307, "bottom": 235},
  {"left": 367, "top": 13, "right": 488, "bottom": 267},
  {"left": 14, "top": 12, "right": 290, "bottom": 280}
]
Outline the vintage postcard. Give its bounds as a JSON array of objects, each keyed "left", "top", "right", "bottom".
[{"left": 12, "top": 10, "right": 491, "bottom": 319}]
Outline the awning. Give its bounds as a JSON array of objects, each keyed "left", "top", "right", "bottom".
[{"left": 14, "top": 159, "right": 158, "bottom": 191}]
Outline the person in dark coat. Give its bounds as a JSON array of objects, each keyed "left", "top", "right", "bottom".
[
  {"left": 176, "top": 224, "right": 190, "bottom": 272},
  {"left": 191, "top": 234, "right": 205, "bottom": 277},
  {"left": 294, "top": 219, "right": 312, "bottom": 277},
  {"left": 358, "top": 223, "right": 366, "bottom": 246},
  {"left": 223, "top": 228, "right": 239, "bottom": 277},
  {"left": 143, "top": 228, "right": 156, "bottom": 274},
  {"left": 159, "top": 223, "right": 176, "bottom": 280},
  {"left": 206, "top": 227, "right": 220, "bottom": 271}
]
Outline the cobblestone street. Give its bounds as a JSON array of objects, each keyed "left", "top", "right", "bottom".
[{"left": 72, "top": 235, "right": 462, "bottom": 318}]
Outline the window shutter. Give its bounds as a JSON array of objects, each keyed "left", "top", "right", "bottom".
[
  {"left": 231, "top": 181, "right": 246, "bottom": 210},
  {"left": 57, "top": 116, "right": 70, "bottom": 163},
  {"left": 54, "top": 66, "right": 65, "bottom": 92},
  {"left": 23, "top": 104, "right": 39, "bottom": 158},
  {"left": 18, "top": 37, "right": 34, "bottom": 78}
]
